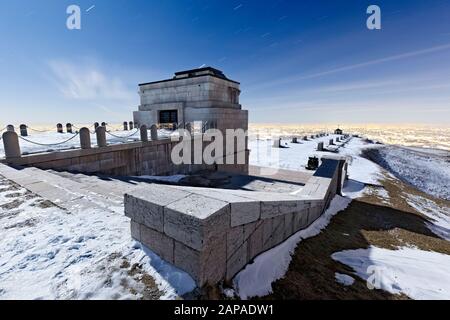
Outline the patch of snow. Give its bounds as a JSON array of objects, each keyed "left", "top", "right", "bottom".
[
  {"left": 342, "top": 179, "right": 366, "bottom": 199},
  {"left": 233, "top": 195, "right": 351, "bottom": 300},
  {"left": 338, "top": 139, "right": 383, "bottom": 185},
  {"left": 332, "top": 246, "right": 450, "bottom": 300},
  {"left": 222, "top": 288, "right": 236, "bottom": 299},
  {"left": 406, "top": 194, "right": 450, "bottom": 241},
  {"left": 139, "top": 244, "right": 196, "bottom": 298},
  {"left": 335, "top": 273, "right": 355, "bottom": 286}
]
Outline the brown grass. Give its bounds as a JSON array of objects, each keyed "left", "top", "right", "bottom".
[{"left": 261, "top": 172, "right": 450, "bottom": 300}]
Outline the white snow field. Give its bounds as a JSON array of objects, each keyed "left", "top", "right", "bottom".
[
  {"left": 372, "top": 146, "right": 450, "bottom": 201},
  {"left": 249, "top": 136, "right": 383, "bottom": 186},
  {"left": 406, "top": 194, "right": 450, "bottom": 241},
  {"left": 332, "top": 246, "right": 450, "bottom": 300},
  {"left": 0, "top": 176, "right": 195, "bottom": 300}
]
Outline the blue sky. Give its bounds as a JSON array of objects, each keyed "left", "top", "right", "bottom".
[{"left": 1, "top": 0, "right": 450, "bottom": 125}]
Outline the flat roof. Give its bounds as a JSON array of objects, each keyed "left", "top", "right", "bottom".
[{"left": 139, "top": 67, "right": 240, "bottom": 86}]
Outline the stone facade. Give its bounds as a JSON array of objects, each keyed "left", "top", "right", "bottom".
[
  {"left": 133, "top": 67, "right": 249, "bottom": 175},
  {"left": 134, "top": 67, "right": 244, "bottom": 128}
]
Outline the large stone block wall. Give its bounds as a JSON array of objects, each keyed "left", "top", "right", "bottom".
[
  {"left": 125, "top": 159, "right": 345, "bottom": 287},
  {"left": 138, "top": 76, "right": 241, "bottom": 110},
  {"left": 2, "top": 135, "right": 249, "bottom": 176}
]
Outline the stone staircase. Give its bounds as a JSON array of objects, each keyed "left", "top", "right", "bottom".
[{"left": 0, "top": 163, "right": 150, "bottom": 214}]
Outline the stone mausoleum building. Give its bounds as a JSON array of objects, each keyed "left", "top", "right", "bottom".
[{"left": 133, "top": 67, "right": 247, "bottom": 134}]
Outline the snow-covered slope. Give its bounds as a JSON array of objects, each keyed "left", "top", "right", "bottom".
[{"left": 367, "top": 146, "right": 450, "bottom": 201}]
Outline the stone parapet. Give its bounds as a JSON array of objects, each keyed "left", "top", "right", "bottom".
[{"left": 125, "top": 158, "right": 346, "bottom": 287}]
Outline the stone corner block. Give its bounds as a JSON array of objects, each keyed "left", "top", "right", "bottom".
[
  {"left": 174, "top": 235, "right": 227, "bottom": 287},
  {"left": 124, "top": 184, "right": 191, "bottom": 233},
  {"left": 164, "top": 194, "right": 230, "bottom": 251},
  {"left": 140, "top": 224, "right": 175, "bottom": 264}
]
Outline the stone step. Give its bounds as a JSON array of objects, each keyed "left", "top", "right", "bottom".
[
  {"left": 0, "top": 164, "right": 123, "bottom": 213},
  {"left": 46, "top": 170, "right": 146, "bottom": 197}
]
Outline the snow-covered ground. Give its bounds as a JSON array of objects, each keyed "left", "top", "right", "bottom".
[
  {"left": 0, "top": 176, "right": 195, "bottom": 300},
  {"left": 406, "top": 194, "right": 450, "bottom": 241},
  {"left": 249, "top": 135, "right": 342, "bottom": 173},
  {"left": 249, "top": 136, "right": 383, "bottom": 186},
  {"left": 332, "top": 246, "right": 450, "bottom": 300},
  {"left": 370, "top": 146, "right": 450, "bottom": 201}
]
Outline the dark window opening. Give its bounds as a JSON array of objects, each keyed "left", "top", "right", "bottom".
[{"left": 159, "top": 110, "right": 178, "bottom": 124}]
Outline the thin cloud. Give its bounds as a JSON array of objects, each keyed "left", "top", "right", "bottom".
[
  {"left": 47, "top": 60, "right": 135, "bottom": 101},
  {"left": 233, "top": 4, "right": 243, "bottom": 11},
  {"left": 250, "top": 43, "right": 450, "bottom": 90}
]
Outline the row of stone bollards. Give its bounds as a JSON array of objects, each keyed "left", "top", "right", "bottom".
[
  {"left": 55, "top": 123, "right": 77, "bottom": 134},
  {"left": 4, "top": 125, "right": 29, "bottom": 137},
  {"left": 79, "top": 125, "right": 157, "bottom": 149},
  {"left": 2, "top": 125, "right": 159, "bottom": 159},
  {"left": 273, "top": 133, "right": 329, "bottom": 148},
  {"left": 123, "top": 121, "right": 137, "bottom": 131},
  {"left": 272, "top": 134, "right": 351, "bottom": 151}
]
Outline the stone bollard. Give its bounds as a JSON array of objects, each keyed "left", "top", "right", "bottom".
[
  {"left": 150, "top": 124, "right": 158, "bottom": 140},
  {"left": 140, "top": 125, "right": 149, "bottom": 142},
  {"left": 66, "top": 123, "right": 73, "bottom": 134},
  {"left": 94, "top": 122, "right": 100, "bottom": 131},
  {"left": 2, "top": 131, "right": 21, "bottom": 159},
  {"left": 6, "top": 125, "right": 15, "bottom": 132},
  {"left": 292, "top": 137, "right": 298, "bottom": 143},
  {"left": 129, "top": 121, "right": 134, "bottom": 130},
  {"left": 303, "top": 136, "right": 308, "bottom": 141},
  {"left": 19, "top": 124, "right": 28, "bottom": 137},
  {"left": 57, "top": 123, "right": 63, "bottom": 133},
  {"left": 185, "top": 122, "right": 192, "bottom": 134},
  {"left": 317, "top": 142, "right": 324, "bottom": 151},
  {"left": 79, "top": 127, "right": 91, "bottom": 149},
  {"left": 310, "top": 135, "right": 314, "bottom": 139},
  {"left": 329, "top": 139, "right": 334, "bottom": 145},
  {"left": 336, "top": 137, "right": 340, "bottom": 142},
  {"left": 96, "top": 126, "right": 107, "bottom": 148},
  {"left": 273, "top": 138, "right": 281, "bottom": 148},
  {"left": 123, "top": 121, "right": 128, "bottom": 131}
]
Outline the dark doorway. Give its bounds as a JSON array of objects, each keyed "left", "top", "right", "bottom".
[{"left": 159, "top": 110, "right": 178, "bottom": 124}]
